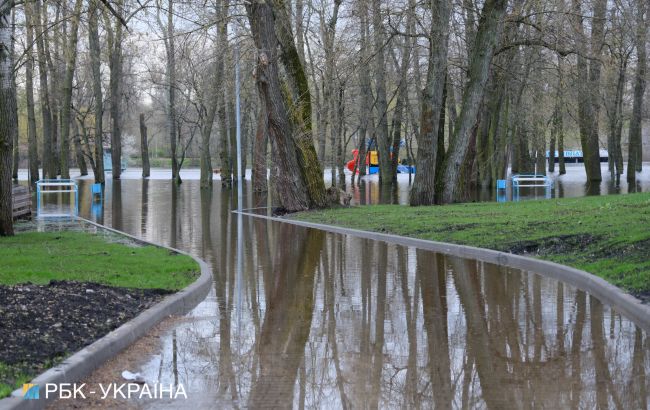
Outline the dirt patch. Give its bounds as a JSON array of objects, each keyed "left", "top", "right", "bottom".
[
  {"left": 595, "top": 238, "right": 650, "bottom": 261},
  {"left": 0, "top": 281, "right": 171, "bottom": 387},
  {"left": 505, "top": 234, "right": 600, "bottom": 256}
]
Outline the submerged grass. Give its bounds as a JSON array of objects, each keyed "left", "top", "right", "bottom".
[{"left": 294, "top": 192, "right": 650, "bottom": 296}]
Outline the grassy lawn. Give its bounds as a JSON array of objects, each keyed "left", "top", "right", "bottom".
[
  {"left": 0, "top": 231, "right": 198, "bottom": 289},
  {"left": 294, "top": 192, "right": 650, "bottom": 296},
  {"left": 0, "top": 230, "right": 199, "bottom": 398}
]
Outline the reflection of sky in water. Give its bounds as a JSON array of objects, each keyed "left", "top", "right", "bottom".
[{"left": 68, "top": 177, "right": 650, "bottom": 409}]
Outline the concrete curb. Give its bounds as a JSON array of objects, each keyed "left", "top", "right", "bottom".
[
  {"left": 239, "top": 210, "right": 650, "bottom": 334},
  {"left": 0, "top": 218, "right": 212, "bottom": 410}
]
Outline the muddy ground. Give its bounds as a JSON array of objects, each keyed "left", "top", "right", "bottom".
[{"left": 0, "top": 281, "right": 171, "bottom": 387}]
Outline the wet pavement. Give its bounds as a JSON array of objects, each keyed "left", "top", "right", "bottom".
[{"left": 33, "top": 171, "right": 645, "bottom": 409}]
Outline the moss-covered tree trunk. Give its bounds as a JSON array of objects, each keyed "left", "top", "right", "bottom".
[
  {"left": 441, "top": 0, "right": 508, "bottom": 203},
  {"left": 272, "top": 0, "right": 327, "bottom": 208},
  {"left": 246, "top": 0, "right": 324, "bottom": 211}
]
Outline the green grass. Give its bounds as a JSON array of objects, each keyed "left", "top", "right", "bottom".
[
  {"left": 0, "top": 362, "right": 39, "bottom": 399},
  {"left": 0, "top": 231, "right": 200, "bottom": 398},
  {"left": 0, "top": 231, "right": 199, "bottom": 290},
  {"left": 294, "top": 192, "right": 650, "bottom": 295}
]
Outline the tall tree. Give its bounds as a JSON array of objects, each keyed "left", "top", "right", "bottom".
[
  {"left": 627, "top": 0, "right": 647, "bottom": 182},
  {"left": 59, "top": 0, "right": 84, "bottom": 179},
  {"left": 246, "top": 0, "right": 326, "bottom": 211},
  {"left": 88, "top": 0, "right": 105, "bottom": 183},
  {"left": 409, "top": 0, "right": 451, "bottom": 206},
  {"left": 140, "top": 114, "right": 150, "bottom": 178},
  {"left": 441, "top": 0, "right": 508, "bottom": 203},
  {"left": 33, "top": 0, "right": 54, "bottom": 179},
  {"left": 0, "top": 0, "right": 16, "bottom": 235},
  {"left": 371, "top": 0, "right": 392, "bottom": 187},
  {"left": 572, "top": 0, "right": 606, "bottom": 183},
  {"left": 104, "top": 0, "right": 125, "bottom": 180},
  {"left": 24, "top": 0, "right": 39, "bottom": 185}
]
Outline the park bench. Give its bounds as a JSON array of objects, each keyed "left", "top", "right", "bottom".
[
  {"left": 511, "top": 174, "right": 553, "bottom": 188},
  {"left": 12, "top": 185, "right": 32, "bottom": 219}
]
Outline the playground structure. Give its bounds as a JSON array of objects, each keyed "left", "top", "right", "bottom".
[
  {"left": 346, "top": 149, "right": 416, "bottom": 175},
  {"left": 36, "top": 179, "right": 79, "bottom": 218}
]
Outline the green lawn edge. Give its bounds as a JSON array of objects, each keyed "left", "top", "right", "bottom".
[
  {"left": 0, "top": 230, "right": 200, "bottom": 397},
  {"left": 293, "top": 192, "right": 650, "bottom": 296}
]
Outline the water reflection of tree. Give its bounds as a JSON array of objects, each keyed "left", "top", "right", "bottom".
[
  {"left": 418, "top": 250, "right": 452, "bottom": 408},
  {"left": 248, "top": 225, "right": 325, "bottom": 408}
]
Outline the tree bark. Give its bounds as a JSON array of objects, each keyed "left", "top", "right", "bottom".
[
  {"left": 572, "top": 0, "right": 605, "bottom": 182},
  {"left": 166, "top": 0, "right": 179, "bottom": 183},
  {"left": 272, "top": 0, "right": 328, "bottom": 207},
  {"left": 88, "top": 0, "right": 105, "bottom": 183},
  {"left": 627, "top": 0, "right": 647, "bottom": 182},
  {"left": 199, "top": 0, "right": 229, "bottom": 189},
  {"left": 59, "top": 0, "right": 83, "bottom": 179},
  {"left": 24, "top": 0, "right": 39, "bottom": 185},
  {"left": 246, "top": 0, "right": 318, "bottom": 211},
  {"left": 371, "top": 0, "right": 392, "bottom": 187},
  {"left": 441, "top": 0, "right": 507, "bottom": 203},
  {"left": 33, "top": 0, "right": 54, "bottom": 179},
  {"left": 252, "top": 104, "right": 268, "bottom": 192},
  {"left": 105, "top": 1, "right": 124, "bottom": 180},
  {"left": 140, "top": 114, "right": 150, "bottom": 178},
  {"left": 356, "top": 2, "right": 372, "bottom": 183},
  {"left": 0, "top": 0, "right": 16, "bottom": 235},
  {"left": 73, "top": 120, "right": 87, "bottom": 176}
]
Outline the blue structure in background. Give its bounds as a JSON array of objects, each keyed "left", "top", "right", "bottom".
[{"left": 103, "top": 149, "right": 127, "bottom": 173}]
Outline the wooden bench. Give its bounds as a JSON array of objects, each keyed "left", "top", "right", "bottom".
[{"left": 12, "top": 185, "right": 32, "bottom": 219}]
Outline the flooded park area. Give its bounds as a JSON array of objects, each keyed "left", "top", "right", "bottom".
[{"left": 30, "top": 164, "right": 647, "bottom": 408}]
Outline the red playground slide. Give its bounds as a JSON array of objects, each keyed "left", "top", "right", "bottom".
[{"left": 346, "top": 149, "right": 365, "bottom": 174}]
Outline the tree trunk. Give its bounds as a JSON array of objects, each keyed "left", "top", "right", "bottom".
[
  {"left": 572, "top": 0, "right": 605, "bottom": 183},
  {"left": 88, "top": 0, "right": 104, "bottom": 183},
  {"left": 272, "top": 0, "right": 328, "bottom": 207},
  {"left": 0, "top": 0, "right": 16, "bottom": 235},
  {"left": 409, "top": 0, "right": 451, "bottom": 206},
  {"left": 34, "top": 0, "right": 54, "bottom": 179},
  {"left": 24, "top": 0, "right": 39, "bottom": 185},
  {"left": 627, "top": 0, "right": 647, "bottom": 182},
  {"left": 73, "top": 120, "right": 87, "bottom": 176},
  {"left": 371, "top": 0, "right": 392, "bottom": 187},
  {"left": 105, "top": 1, "right": 124, "bottom": 180},
  {"left": 356, "top": 2, "right": 372, "bottom": 182},
  {"left": 608, "top": 58, "right": 626, "bottom": 179},
  {"left": 140, "top": 114, "right": 150, "bottom": 178},
  {"left": 246, "top": 0, "right": 316, "bottom": 211},
  {"left": 252, "top": 104, "right": 268, "bottom": 192},
  {"left": 59, "top": 0, "right": 83, "bottom": 179},
  {"left": 441, "top": 0, "right": 507, "bottom": 203},
  {"left": 199, "top": 0, "right": 228, "bottom": 189},
  {"left": 166, "top": 0, "right": 179, "bottom": 184}
]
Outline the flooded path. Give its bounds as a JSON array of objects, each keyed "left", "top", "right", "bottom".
[{"left": 67, "top": 177, "right": 650, "bottom": 409}]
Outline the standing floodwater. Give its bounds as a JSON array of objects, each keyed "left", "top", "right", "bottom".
[{"left": 75, "top": 177, "right": 649, "bottom": 409}]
